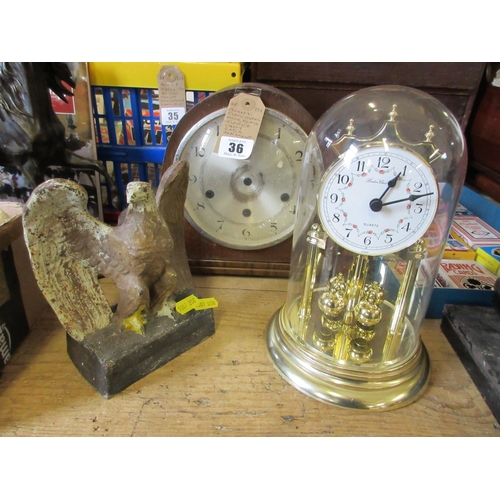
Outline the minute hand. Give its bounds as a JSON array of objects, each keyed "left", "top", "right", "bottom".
[{"left": 381, "top": 192, "right": 434, "bottom": 207}]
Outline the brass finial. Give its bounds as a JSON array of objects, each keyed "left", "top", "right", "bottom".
[
  {"left": 346, "top": 119, "right": 355, "bottom": 136},
  {"left": 389, "top": 104, "right": 398, "bottom": 122},
  {"left": 425, "top": 125, "right": 435, "bottom": 142}
]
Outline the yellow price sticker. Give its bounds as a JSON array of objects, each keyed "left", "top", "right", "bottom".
[
  {"left": 195, "top": 297, "right": 219, "bottom": 310},
  {"left": 175, "top": 294, "right": 199, "bottom": 315},
  {"left": 175, "top": 295, "right": 219, "bottom": 315}
]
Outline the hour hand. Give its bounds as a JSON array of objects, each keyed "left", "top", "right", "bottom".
[{"left": 369, "top": 172, "right": 401, "bottom": 212}]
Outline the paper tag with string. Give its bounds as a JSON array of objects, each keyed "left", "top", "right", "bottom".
[
  {"left": 215, "top": 92, "right": 265, "bottom": 160},
  {"left": 158, "top": 65, "right": 186, "bottom": 126}
]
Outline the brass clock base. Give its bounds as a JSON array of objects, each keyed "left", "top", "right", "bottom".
[{"left": 266, "top": 306, "right": 430, "bottom": 410}]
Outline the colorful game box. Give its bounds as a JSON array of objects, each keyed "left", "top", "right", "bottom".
[
  {"left": 450, "top": 216, "right": 500, "bottom": 249},
  {"left": 436, "top": 259, "right": 497, "bottom": 290}
]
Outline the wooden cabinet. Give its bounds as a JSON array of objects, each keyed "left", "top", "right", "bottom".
[
  {"left": 467, "top": 70, "right": 500, "bottom": 203},
  {"left": 250, "top": 62, "right": 486, "bottom": 129}
]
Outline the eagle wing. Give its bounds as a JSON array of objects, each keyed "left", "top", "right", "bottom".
[
  {"left": 23, "top": 179, "right": 113, "bottom": 340},
  {"left": 156, "top": 160, "right": 193, "bottom": 295}
]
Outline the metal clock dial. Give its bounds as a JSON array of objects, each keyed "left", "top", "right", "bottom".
[
  {"left": 318, "top": 145, "right": 439, "bottom": 255},
  {"left": 176, "top": 108, "right": 307, "bottom": 250}
]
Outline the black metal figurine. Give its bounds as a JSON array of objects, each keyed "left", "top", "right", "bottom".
[{"left": 0, "top": 62, "right": 111, "bottom": 187}]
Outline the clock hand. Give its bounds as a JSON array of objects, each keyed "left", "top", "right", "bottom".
[
  {"left": 369, "top": 172, "right": 402, "bottom": 212},
  {"left": 379, "top": 172, "right": 402, "bottom": 199},
  {"left": 381, "top": 192, "right": 434, "bottom": 207}
]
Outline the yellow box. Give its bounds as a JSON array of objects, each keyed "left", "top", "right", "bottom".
[
  {"left": 475, "top": 247, "right": 500, "bottom": 276},
  {"left": 443, "top": 236, "right": 476, "bottom": 260},
  {"left": 88, "top": 62, "right": 243, "bottom": 91}
]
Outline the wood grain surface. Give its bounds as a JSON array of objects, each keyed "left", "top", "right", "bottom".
[{"left": 0, "top": 275, "right": 498, "bottom": 437}]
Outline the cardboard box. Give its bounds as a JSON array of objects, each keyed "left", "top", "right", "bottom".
[
  {"left": 451, "top": 216, "right": 500, "bottom": 249},
  {"left": 475, "top": 246, "right": 500, "bottom": 276},
  {"left": 454, "top": 202, "right": 474, "bottom": 216},
  {"left": 427, "top": 187, "right": 500, "bottom": 318},
  {"left": 436, "top": 260, "right": 497, "bottom": 290},
  {"left": 443, "top": 235, "right": 476, "bottom": 260},
  {"left": 0, "top": 202, "right": 48, "bottom": 368}
]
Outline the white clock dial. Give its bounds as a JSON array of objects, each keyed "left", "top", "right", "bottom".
[
  {"left": 317, "top": 146, "right": 439, "bottom": 255},
  {"left": 175, "top": 108, "right": 308, "bottom": 250}
]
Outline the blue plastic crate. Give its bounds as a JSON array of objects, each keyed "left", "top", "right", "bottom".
[
  {"left": 88, "top": 62, "right": 244, "bottom": 217},
  {"left": 91, "top": 86, "right": 212, "bottom": 213}
]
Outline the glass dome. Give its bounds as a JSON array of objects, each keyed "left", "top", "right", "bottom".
[{"left": 266, "top": 85, "right": 467, "bottom": 410}]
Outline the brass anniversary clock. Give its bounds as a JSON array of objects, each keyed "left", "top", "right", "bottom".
[
  {"left": 266, "top": 85, "right": 467, "bottom": 410},
  {"left": 163, "top": 83, "right": 315, "bottom": 276}
]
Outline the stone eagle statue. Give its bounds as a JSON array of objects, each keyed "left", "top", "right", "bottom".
[{"left": 22, "top": 160, "right": 193, "bottom": 341}]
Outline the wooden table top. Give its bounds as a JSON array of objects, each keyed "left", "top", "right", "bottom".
[{"left": 0, "top": 275, "right": 498, "bottom": 437}]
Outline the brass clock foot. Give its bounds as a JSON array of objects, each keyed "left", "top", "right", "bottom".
[{"left": 266, "top": 306, "right": 430, "bottom": 410}]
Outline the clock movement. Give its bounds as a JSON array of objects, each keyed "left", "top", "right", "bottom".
[
  {"left": 266, "top": 85, "right": 467, "bottom": 410},
  {"left": 163, "top": 83, "right": 315, "bottom": 276}
]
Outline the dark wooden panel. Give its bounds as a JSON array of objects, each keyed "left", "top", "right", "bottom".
[
  {"left": 466, "top": 72, "right": 500, "bottom": 202},
  {"left": 271, "top": 87, "right": 473, "bottom": 124},
  {"left": 468, "top": 82, "right": 500, "bottom": 173},
  {"left": 250, "top": 62, "right": 486, "bottom": 127},
  {"left": 252, "top": 62, "right": 485, "bottom": 90}
]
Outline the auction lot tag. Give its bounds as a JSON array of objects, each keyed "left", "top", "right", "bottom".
[
  {"left": 218, "top": 136, "right": 254, "bottom": 160},
  {"left": 158, "top": 65, "right": 186, "bottom": 126},
  {"left": 215, "top": 92, "right": 265, "bottom": 159},
  {"left": 161, "top": 106, "right": 186, "bottom": 126}
]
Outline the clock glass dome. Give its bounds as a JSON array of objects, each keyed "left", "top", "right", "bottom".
[{"left": 266, "top": 85, "right": 467, "bottom": 410}]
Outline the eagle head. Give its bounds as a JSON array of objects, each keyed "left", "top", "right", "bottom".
[{"left": 126, "top": 182, "right": 156, "bottom": 212}]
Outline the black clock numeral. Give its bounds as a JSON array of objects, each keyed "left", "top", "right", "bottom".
[
  {"left": 329, "top": 193, "right": 339, "bottom": 204},
  {"left": 295, "top": 150, "right": 303, "bottom": 161},
  {"left": 216, "top": 219, "right": 224, "bottom": 231},
  {"left": 242, "top": 228, "right": 251, "bottom": 238},
  {"left": 364, "top": 236, "right": 372, "bottom": 245},
  {"left": 413, "top": 182, "right": 423, "bottom": 192},
  {"left": 195, "top": 146, "right": 205, "bottom": 157},
  {"left": 270, "top": 222, "right": 278, "bottom": 233},
  {"left": 414, "top": 203, "right": 423, "bottom": 214},
  {"left": 332, "top": 213, "right": 341, "bottom": 223},
  {"left": 357, "top": 160, "right": 365, "bottom": 172},
  {"left": 377, "top": 157, "right": 391, "bottom": 168},
  {"left": 336, "top": 174, "right": 350, "bottom": 185},
  {"left": 196, "top": 202, "right": 205, "bottom": 210},
  {"left": 402, "top": 222, "right": 411, "bottom": 232},
  {"left": 345, "top": 227, "right": 353, "bottom": 238},
  {"left": 384, "top": 234, "right": 393, "bottom": 244},
  {"left": 189, "top": 174, "right": 198, "bottom": 184}
]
